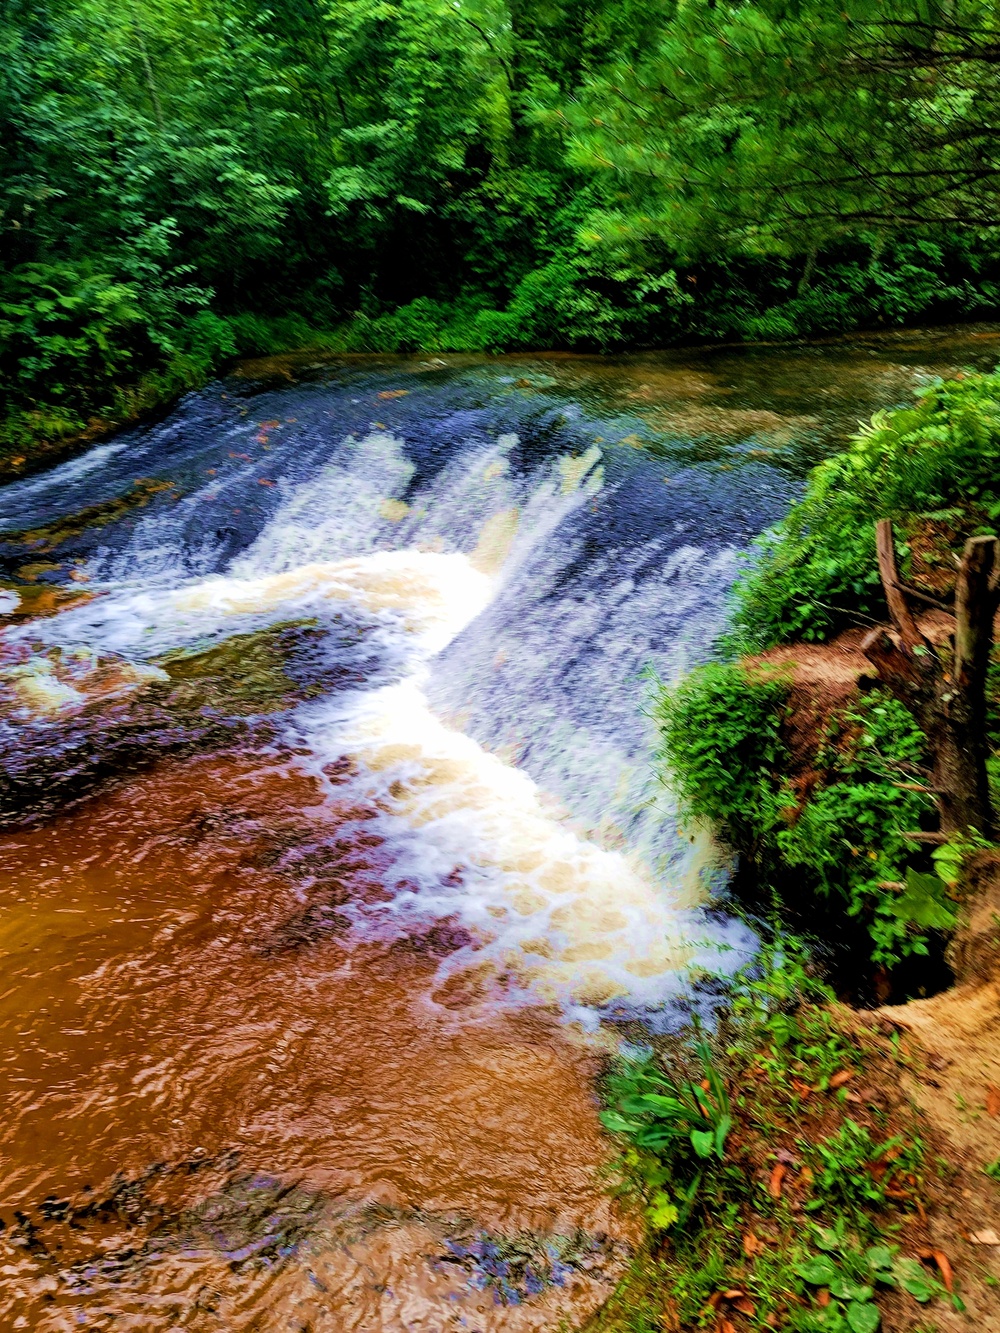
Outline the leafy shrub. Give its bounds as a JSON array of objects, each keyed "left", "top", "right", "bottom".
[
  {"left": 729, "top": 941, "right": 857, "bottom": 1085},
  {"left": 652, "top": 662, "right": 790, "bottom": 858},
  {"left": 656, "top": 665, "right": 956, "bottom": 965},
  {"left": 790, "top": 1226, "right": 943, "bottom": 1333},
  {"left": 601, "top": 1040, "right": 732, "bottom": 1229},
  {"left": 729, "top": 371, "right": 1000, "bottom": 649},
  {"left": 775, "top": 694, "right": 956, "bottom": 964},
  {"left": 806, "top": 1121, "right": 925, "bottom": 1216},
  {"left": 0, "top": 262, "right": 148, "bottom": 405}
]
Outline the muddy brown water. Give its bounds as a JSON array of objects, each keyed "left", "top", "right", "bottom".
[{"left": 0, "top": 328, "right": 998, "bottom": 1329}]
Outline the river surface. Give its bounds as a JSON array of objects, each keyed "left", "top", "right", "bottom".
[{"left": 0, "top": 328, "right": 997, "bottom": 1330}]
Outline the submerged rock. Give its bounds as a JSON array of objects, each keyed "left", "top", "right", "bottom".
[{"left": 0, "top": 621, "right": 372, "bottom": 824}]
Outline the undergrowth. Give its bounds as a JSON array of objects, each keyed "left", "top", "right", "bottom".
[
  {"left": 588, "top": 947, "right": 960, "bottom": 1333},
  {"left": 0, "top": 302, "right": 340, "bottom": 474}
]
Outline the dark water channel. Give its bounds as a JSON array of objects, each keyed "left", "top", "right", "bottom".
[{"left": 0, "top": 328, "right": 997, "bottom": 1330}]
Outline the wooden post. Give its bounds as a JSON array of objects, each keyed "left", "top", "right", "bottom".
[
  {"left": 954, "top": 535, "right": 996, "bottom": 691},
  {"left": 875, "top": 518, "right": 924, "bottom": 650}
]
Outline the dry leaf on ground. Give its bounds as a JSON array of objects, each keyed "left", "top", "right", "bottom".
[
  {"left": 919, "top": 1247, "right": 955, "bottom": 1292},
  {"left": 768, "top": 1163, "right": 787, "bottom": 1198}
]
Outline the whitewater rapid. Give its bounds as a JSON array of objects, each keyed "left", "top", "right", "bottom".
[{"left": 1, "top": 418, "right": 757, "bottom": 1025}]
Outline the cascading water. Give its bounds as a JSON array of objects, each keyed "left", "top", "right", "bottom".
[{"left": 1, "top": 335, "right": 996, "bottom": 1330}]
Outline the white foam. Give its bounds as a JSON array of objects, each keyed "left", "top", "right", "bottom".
[{"left": 294, "top": 676, "right": 752, "bottom": 1015}]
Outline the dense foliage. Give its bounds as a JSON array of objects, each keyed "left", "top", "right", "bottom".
[
  {"left": 5, "top": 1, "right": 1000, "bottom": 457},
  {"left": 730, "top": 370, "right": 1000, "bottom": 648},
  {"left": 655, "top": 666, "right": 959, "bottom": 970}
]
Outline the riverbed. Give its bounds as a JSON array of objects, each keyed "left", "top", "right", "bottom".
[{"left": 1, "top": 328, "right": 997, "bottom": 1330}]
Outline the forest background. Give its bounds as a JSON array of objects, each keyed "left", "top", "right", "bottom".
[{"left": 5, "top": 0, "right": 1000, "bottom": 454}]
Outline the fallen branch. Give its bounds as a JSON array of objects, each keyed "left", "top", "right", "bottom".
[{"left": 892, "top": 580, "right": 954, "bottom": 613}]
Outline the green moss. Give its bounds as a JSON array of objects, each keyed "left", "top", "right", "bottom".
[{"left": 158, "top": 622, "right": 325, "bottom": 717}]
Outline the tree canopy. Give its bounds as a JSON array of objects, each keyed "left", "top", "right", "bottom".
[{"left": 4, "top": 0, "right": 1000, "bottom": 455}]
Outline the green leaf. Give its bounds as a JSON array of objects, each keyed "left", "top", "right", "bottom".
[
  {"left": 598, "top": 1111, "right": 641, "bottom": 1134},
  {"left": 846, "top": 1300, "right": 881, "bottom": 1333},
  {"left": 690, "top": 1128, "right": 714, "bottom": 1159},
  {"left": 796, "top": 1255, "right": 839, "bottom": 1286},
  {"left": 646, "top": 1190, "right": 679, "bottom": 1230},
  {"left": 831, "top": 1276, "right": 874, "bottom": 1301},
  {"left": 864, "top": 1245, "right": 895, "bottom": 1273},
  {"left": 887, "top": 869, "right": 957, "bottom": 930},
  {"left": 714, "top": 1114, "right": 732, "bottom": 1157},
  {"left": 892, "top": 1258, "right": 936, "bottom": 1302}
]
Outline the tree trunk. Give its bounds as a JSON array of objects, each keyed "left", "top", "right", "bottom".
[
  {"left": 861, "top": 519, "right": 998, "bottom": 838},
  {"left": 935, "top": 534, "right": 997, "bottom": 833}
]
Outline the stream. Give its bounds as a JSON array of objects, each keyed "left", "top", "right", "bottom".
[{"left": 1, "top": 328, "right": 998, "bottom": 1331}]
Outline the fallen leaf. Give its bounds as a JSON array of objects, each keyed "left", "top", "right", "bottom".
[
  {"left": 927, "top": 1249, "right": 954, "bottom": 1292},
  {"left": 706, "top": 1291, "right": 723, "bottom": 1310},
  {"left": 717, "top": 1321, "right": 736, "bottom": 1333},
  {"left": 798, "top": 1166, "right": 814, "bottom": 1191},
  {"left": 816, "top": 1289, "right": 831, "bottom": 1307},
  {"left": 970, "top": 1229, "right": 1000, "bottom": 1246},
  {"left": 769, "top": 1163, "right": 787, "bottom": 1199},
  {"left": 791, "top": 1078, "right": 812, "bottom": 1098},
  {"left": 258, "top": 478, "right": 275, "bottom": 486},
  {"left": 377, "top": 389, "right": 410, "bottom": 399},
  {"left": 722, "top": 1289, "right": 745, "bottom": 1300},
  {"left": 743, "top": 1231, "right": 764, "bottom": 1258},
  {"left": 828, "top": 1069, "right": 854, "bottom": 1089},
  {"left": 733, "top": 1296, "right": 756, "bottom": 1316},
  {"left": 10, "top": 456, "right": 25, "bottom": 466},
  {"left": 987, "top": 1085, "right": 1000, "bottom": 1117}
]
